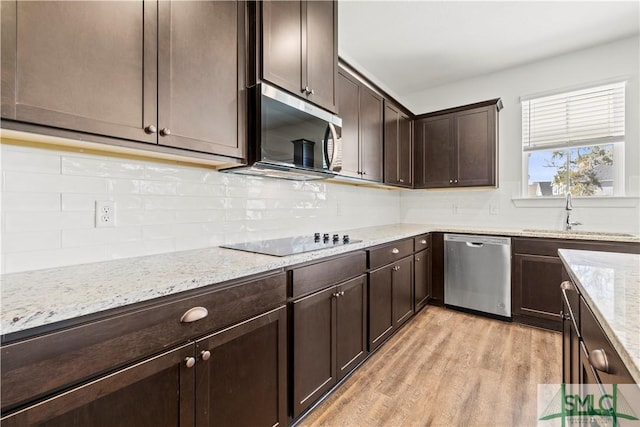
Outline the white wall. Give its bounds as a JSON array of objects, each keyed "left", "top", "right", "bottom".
[
  {"left": 401, "top": 36, "right": 640, "bottom": 234},
  {"left": 0, "top": 140, "right": 400, "bottom": 273}
]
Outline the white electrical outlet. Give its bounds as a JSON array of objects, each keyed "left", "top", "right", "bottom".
[{"left": 95, "top": 201, "right": 116, "bottom": 228}]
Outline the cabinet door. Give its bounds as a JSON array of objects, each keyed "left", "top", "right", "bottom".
[
  {"left": 304, "top": 0, "right": 337, "bottom": 112},
  {"left": 414, "top": 248, "right": 431, "bottom": 312},
  {"left": 261, "top": 0, "right": 302, "bottom": 97},
  {"left": 1, "top": 0, "right": 157, "bottom": 144},
  {"left": 157, "top": 0, "right": 244, "bottom": 158},
  {"left": 359, "top": 86, "right": 383, "bottom": 182},
  {"left": 512, "top": 254, "right": 564, "bottom": 331},
  {"left": 398, "top": 112, "right": 413, "bottom": 187},
  {"left": 292, "top": 287, "right": 336, "bottom": 418},
  {"left": 336, "top": 275, "right": 367, "bottom": 381},
  {"left": 383, "top": 103, "right": 399, "bottom": 185},
  {"left": 1, "top": 344, "right": 195, "bottom": 427},
  {"left": 368, "top": 265, "right": 393, "bottom": 351},
  {"left": 455, "top": 106, "right": 496, "bottom": 187},
  {"left": 392, "top": 256, "right": 414, "bottom": 327},
  {"left": 337, "top": 71, "right": 361, "bottom": 179},
  {"left": 195, "top": 306, "right": 287, "bottom": 427},
  {"left": 415, "top": 114, "right": 454, "bottom": 188}
]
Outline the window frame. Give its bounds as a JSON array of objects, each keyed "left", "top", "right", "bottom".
[{"left": 520, "top": 80, "right": 626, "bottom": 199}]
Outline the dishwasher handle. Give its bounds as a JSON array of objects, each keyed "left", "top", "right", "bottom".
[{"left": 465, "top": 242, "right": 484, "bottom": 248}]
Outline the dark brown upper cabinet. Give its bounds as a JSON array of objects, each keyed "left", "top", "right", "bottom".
[
  {"left": 261, "top": 0, "right": 337, "bottom": 112},
  {"left": 384, "top": 102, "right": 412, "bottom": 187},
  {"left": 337, "top": 68, "right": 383, "bottom": 182},
  {"left": 1, "top": 1, "right": 245, "bottom": 160},
  {"left": 414, "top": 99, "right": 502, "bottom": 189}
]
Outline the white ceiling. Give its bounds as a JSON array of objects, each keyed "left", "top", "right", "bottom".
[{"left": 338, "top": 1, "right": 640, "bottom": 103}]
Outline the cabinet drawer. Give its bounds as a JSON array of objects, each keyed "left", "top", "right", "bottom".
[
  {"left": 368, "top": 239, "right": 413, "bottom": 270},
  {"left": 1, "top": 271, "right": 286, "bottom": 411},
  {"left": 291, "top": 251, "right": 366, "bottom": 298},
  {"left": 580, "top": 297, "right": 634, "bottom": 384},
  {"left": 513, "top": 237, "right": 640, "bottom": 257},
  {"left": 413, "top": 234, "right": 430, "bottom": 251}
]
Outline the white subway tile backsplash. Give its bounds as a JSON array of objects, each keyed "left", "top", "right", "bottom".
[
  {"left": 2, "top": 192, "right": 60, "bottom": 211},
  {"left": 62, "top": 227, "right": 143, "bottom": 248},
  {"left": 1, "top": 149, "right": 60, "bottom": 174},
  {"left": 1, "top": 141, "right": 401, "bottom": 273},
  {"left": 2, "top": 230, "right": 60, "bottom": 252},
  {"left": 61, "top": 156, "right": 145, "bottom": 179}
]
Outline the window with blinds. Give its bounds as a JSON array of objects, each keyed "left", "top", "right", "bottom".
[{"left": 521, "top": 82, "right": 625, "bottom": 197}]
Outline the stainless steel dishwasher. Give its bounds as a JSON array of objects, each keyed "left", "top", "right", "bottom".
[{"left": 444, "top": 234, "right": 511, "bottom": 318}]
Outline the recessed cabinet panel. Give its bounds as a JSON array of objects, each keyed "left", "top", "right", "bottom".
[
  {"left": 456, "top": 107, "right": 495, "bottom": 186},
  {"left": 1, "top": 344, "right": 194, "bottom": 427},
  {"left": 158, "top": 0, "right": 243, "bottom": 158},
  {"left": 196, "top": 307, "right": 287, "bottom": 427},
  {"left": 384, "top": 103, "right": 412, "bottom": 187},
  {"left": 305, "top": 0, "right": 337, "bottom": 112},
  {"left": 261, "top": 0, "right": 302, "bottom": 96},
  {"left": 359, "top": 87, "right": 384, "bottom": 182},
  {"left": 337, "top": 71, "right": 361, "bottom": 179},
  {"left": 414, "top": 248, "right": 431, "bottom": 311},
  {"left": 392, "top": 256, "right": 414, "bottom": 327},
  {"left": 2, "top": 0, "right": 157, "bottom": 144},
  {"left": 336, "top": 275, "right": 367, "bottom": 380},
  {"left": 368, "top": 266, "right": 393, "bottom": 351},
  {"left": 417, "top": 114, "right": 453, "bottom": 188}
]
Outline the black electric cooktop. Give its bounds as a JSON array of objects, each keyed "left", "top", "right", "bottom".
[{"left": 222, "top": 233, "right": 362, "bottom": 257}]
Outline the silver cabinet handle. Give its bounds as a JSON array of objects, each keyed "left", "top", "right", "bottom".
[
  {"left": 415, "top": 257, "right": 420, "bottom": 262},
  {"left": 420, "top": 239, "right": 427, "bottom": 245},
  {"left": 454, "top": 179, "right": 458, "bottom": 183},
  {"left": 449, "top": 179, "right": 453, "bottom": 183},
  {"left": 589, "top": 349, "right": 610, "bottom": 373},
  {"left": 340, "top": 291, "right": 344, "bottom": 296},
  {"left": 399, "top": 179, "right": 404, "bottom": 183},
  {"left": 560, "top": 281, "right": 575, "bottom": 291},
  {"left": 180, "top": 307, "right": 209, "bottom": 323},
  {"left": 185, "top": 357, "right": 196, "bottom": 368},
  {"left": 392, "top": 265, "right": 400, "bottom": 271},
  {"left": 159, "top": 128, "right": 171, "bottom": 136},
  {"left": 200, "top": 350, "right": 211, "bottom": 361},
  {"left": 144, "top": 125, "right": 157, "bottom": 134},
  {"left": 332, "top": 291, "right": 345, "bottom": 298},
  {"left": 392, "top": 248, "right": 400, "bottom": 254}
]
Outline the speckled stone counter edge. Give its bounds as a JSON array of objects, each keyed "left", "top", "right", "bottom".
[{"left": 558, "top": 249, "right": 640, "bottom": 385}]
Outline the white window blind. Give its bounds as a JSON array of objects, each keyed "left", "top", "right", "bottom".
[{"left": 522, "top": 82, "right": 625, "bottom": 152}]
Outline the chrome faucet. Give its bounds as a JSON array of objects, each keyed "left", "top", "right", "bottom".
[{"left": 565, "top": 192, "right": 582, "bottom": 231}]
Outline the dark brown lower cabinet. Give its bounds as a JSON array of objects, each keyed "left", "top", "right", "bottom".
[
  {"left": 2, "top": 307, "right": 288, "bottom": 427},
  {"left": 414, "top": 248, "right": 431, "bottom": 312},
  {"left": 196, "top": 306, "right": 287, "bottom": 427},
  {"left": 292, "top": 275, "right": 367, "bottom": 418},
  {"left": 1, "top": 343, "right": 195, "bottom": 427},
  {"left": 368, "top": 256, "right": 413, "bottom": 351},
  {"left": 513, "top": 238, "right": 640, "bottom": 331}
]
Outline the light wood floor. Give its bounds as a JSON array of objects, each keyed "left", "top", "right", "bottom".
[{"left": 299, "top": 306, "right": 561, "bottom": 427}]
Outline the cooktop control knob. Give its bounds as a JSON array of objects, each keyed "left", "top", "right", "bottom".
[
  {"left": 314, "top": 232, "right": 320, "bottom": 241},
  {"left": 323, "top": 233, "right": 330, "bottom": 242},
  {"left": 343, "top": 234, "right": 350, "bottom": 243},
  {"left": 332, "top": 234, "right": 339, "bottom": 242}
]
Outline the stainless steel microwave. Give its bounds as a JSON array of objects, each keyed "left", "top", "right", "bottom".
[{"left": 222, "top": 83, "right": 342, "bottom": 180}]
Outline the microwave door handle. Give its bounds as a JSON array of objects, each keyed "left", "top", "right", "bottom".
[{"left": 327, "top": 123, "right": 342, "bottom": 172}]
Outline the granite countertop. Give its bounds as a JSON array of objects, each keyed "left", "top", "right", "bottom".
[
  {"left": 2, "top": 223, "right": 638, "bottom": 338},
  {"left": 558, "top": 249, "right": 640, "bottom": 384}
]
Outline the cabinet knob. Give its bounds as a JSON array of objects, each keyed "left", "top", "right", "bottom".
[
  {"left": 399, "top": 179, "right": 404, "bottom": 183},
  {"left": 180, "top": 307, "right": 209, "bottom": 323},
  {"left": 589, "top": 349, "right": 610, "bottom": 373},
  {"left": 415, "top": 257, "right": 420, "bottom": 262},
  {"left": 449, "top": 179, "right": 453, "bottom": 184},
  {"left": 392, "top": 248, "right": 400, "bottom": 254},
  {"left": 160, "top": 128, "right": 171, "bottom": 136},
  {"left": 144, "top": 125, "right": 157, "bottom": 134},
  {"left": 362, "top": 171, "right": 367, "bottom": 175},
  {"left": 200, "top": 350, "right": 211, "bottom": 361},
  {"left": 340, "top": 291, "right": 345, "bottom": 296},
  {"left": 310, "top": 88, "right": 315, "bottom": 95},
  {"left": 185, "top": 357, "right": 196, "bottom": 368},
  {"left": 393, "top": 265, "right": 400, "bottom": 271},
  {"left": 420, "top": 239, "right": 427, "bottom": 245},
  {"left": 559, "top": 310, "right": 571, "bottom": 321},
  {"left": 454, "top": 179, "right": 458, "bottom": 184}
]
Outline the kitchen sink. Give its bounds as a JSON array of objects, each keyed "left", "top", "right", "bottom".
[{"left": 522, "top": 229, "right": 636, "bottom": 238}]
